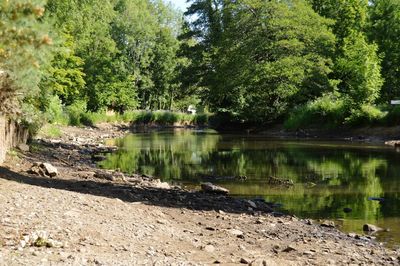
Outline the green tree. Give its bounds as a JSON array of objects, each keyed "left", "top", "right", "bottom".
[
  {"left": 39, "top": 33, "right": 85, "bottom": 106},
  {"left": 308, "top": 0, "right": 383, "bottom": 109},
  {"left": 0, "top": 0, "right": 51, "bottom": 116},
  {"left": 185, "top": 0, "right": 336, "bottom": 123},
  {"left": 369, "top": 0, "right": 400, "bottom": 102},
  {"left": 336, "top": 31, "right": 383, "bottom": 106}
]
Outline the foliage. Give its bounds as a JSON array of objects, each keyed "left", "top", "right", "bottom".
[
  {"left": 65, "top": 100, "right": 87, "bottom": 126},
  {"left": 368, "top": 0, "right": 400, "bottom": 102},
  {"left": 284, "top": 94, "right": 348, "bottom": 130},
  {"left": 185, "top": 0, "right": 336, "bottom": 123},
  {"left": 344, "top": 104, "right": 386, "bottom": 126},
  {"left": 335, "top": 31, "right": 383, "bottom": 106},
  {"left": 2, "top": 0, "right": 400, "bottom": 130},
  {"left": 0, "top": 0, "right": 52, "bottom": 116}
]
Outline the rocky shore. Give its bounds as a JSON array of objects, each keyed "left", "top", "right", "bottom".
[{"left": 0, "top": 124, "right": 399, "bottom": 265}]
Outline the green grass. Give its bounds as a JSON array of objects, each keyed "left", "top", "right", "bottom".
[
  {"left": 37, "top": 124, "right": 63, "bottom": 138},
  {"left": 284, "top": 94, "right": 399, "bottom": 130},
  {"left": 52, "top": 109, "right": 210, "bottom": 127}
]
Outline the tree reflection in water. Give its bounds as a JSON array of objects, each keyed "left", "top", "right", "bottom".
[{"left": 100, "top": 129, "right": 400, "bottom": 246}]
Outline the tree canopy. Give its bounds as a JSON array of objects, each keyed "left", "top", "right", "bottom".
[{"left": 1, "top": 0, "right": 400, "bottom": 128}]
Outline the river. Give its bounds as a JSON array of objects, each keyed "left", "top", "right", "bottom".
[{"left": 100, "top": 129, "right": 400, "bottom": 247}]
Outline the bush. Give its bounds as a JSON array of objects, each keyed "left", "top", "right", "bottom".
[
  {"left": 345, "top": 104, "right": 387, "bottom": 126},
  {"left": 45, "top": 95, "right": 68, "bottom": 124},
  {"left": 65, "top": 100, "right": 87, "bottom": 126},
  {"left": 383, "top": 106, "right": 400, "bottom": 126},
  {"left": 284, "top": 94, "right": 348, "bottom": 130}
]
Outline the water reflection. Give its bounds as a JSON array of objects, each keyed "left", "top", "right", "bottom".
[{"left": 100, "top": 129, "right": 400, "bottom": 246}]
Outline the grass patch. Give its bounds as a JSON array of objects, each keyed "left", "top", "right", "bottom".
[
  {"left": 37, "top": 124, "right": 63, "bottom": 138},
  {"left": 76, "top": 110, "right": 209, "bottom": 127}
]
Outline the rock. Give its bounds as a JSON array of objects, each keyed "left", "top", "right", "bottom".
[
  {"left": 363, "top": 224, "right": 382, "bottom": 232},
  {"left": 153, "top": 180, "right": 171, "bottom": 189},
  {"left": 343, "top": 207, "right": 352, "bottom": 213},
  {"left": 267, "top": 176, "right": 294, "bottom": 186},
  {"left": 201, "top": 182, "right": 229, "bottom": 194},
  {"left": 303, "top": 251, "right": 314, "bottom": 256},
  {"left": 247, "top": 200, "right": 257, "bottom": 208},
  {"left": 91, "top": 154, "right": 107, "bottom": 162},
  {"left": 42, "top": 163, "right": 58, "bottom": 177},
  {"left": 227, "top": 229, "right": 244, "bottom": 237},
  {"left": 94, "top": 171, "right": 115, "bottom": 181},
  {"left": 368, "top": 197, "right": 384, "bottom": 202},
  {"left": 348, "top": 233, "right": 357, "bottom": 238},
  {"left": 251, "top": 259, "right": 277, "bottom": 266},
  {"left": 282, "top": 245, "right": 296, "bottom": 252},
  {"left": 320, "top": 220, "right": 335, "bottom": 228},
  {"left": 240, "top": 258, "right": 251, "bottom": 264},
  {"left": 17, "top": 143, "right": 30, "bottom": 152},
  {"left": 203, "top": 245, "right": 215, "bottom": 252}
]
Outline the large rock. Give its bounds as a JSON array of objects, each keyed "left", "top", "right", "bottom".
[
  {"left": 201, "top": 182, "right": 229, "bottom": 194},
  {"left": 363, "top": 224, "right": 382, "bottom": 232},
  {"left": 42, "top": 163, "right": 58, "bottom": 177}
]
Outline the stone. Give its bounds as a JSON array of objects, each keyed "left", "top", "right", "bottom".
[
  {"left": 201, "top": 182, "right": 229, "bottom": 194},
  {"left": 227, "top": 229, "right": 244, "bottom": 237},
  {"left": 282, "top": 245, "right": 296, "bottom": 252},
  {"left": 367, "top": 197, "right": 384, "bottom": 202},
  {"left": 343, "top": 207, "right": 352, "bottom": 213},
  {"left": 42, "top": 163, "right": 58, "bottom": 177},
  {"left": 94, "top": 171, "right": 115, "bottom": 181},
  {"left": 320, "top": 220, "right": 335, "bottom": 228},
  {"left": 303, "top": 251, "right": 314, "bottom": 256},
  {"left": 247, "top": 200, "right": 257, "bottom": 208},
  {"left": 204, "top": 245, "right": 215, "bottom": 253},
  {"left": 240, "top": 258, "right": 251, "bottom": 264},
  {"left": 363, "top": 224, "right": 382, "bottom": 232},
  {"left": 17, "top": 143, "right": 30, "bottom": 152},
  {"left": 154, "top": 180, "right": 171, "bottom": 189},
  {"left": 250, "top": 258, "right": 274, "bottom": 266}
]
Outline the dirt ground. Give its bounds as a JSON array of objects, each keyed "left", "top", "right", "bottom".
[{"left": 0, "top": 124, "right": 399, "bottom": 265}]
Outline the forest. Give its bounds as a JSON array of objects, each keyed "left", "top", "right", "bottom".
[{"left": 1, "top": 0, "right": 400, "bottom": 130}]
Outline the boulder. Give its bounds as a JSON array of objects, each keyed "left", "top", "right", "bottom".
[
  {"left": 320, "top": 220, "right": 335, "bottom": 228},
  {"left": 201, "top": 182, "right": 229, "bottom": 194},
  {"left": 42, "top": 163, "right": 58, "bottom": 177},
  {"left": 343, "top": 207, "right": 352, "bottom": 213},
  {"left": 363, "top": 224, "right": 382, "bottom": 232}
]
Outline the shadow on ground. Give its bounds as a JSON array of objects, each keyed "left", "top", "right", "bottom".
[{"left": 0, "top": 166, "right": 274, "bottom": 215}]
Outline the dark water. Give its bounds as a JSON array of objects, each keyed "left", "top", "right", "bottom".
[{"left": 100, "top": 129, "right": 400, "bottom": 247}]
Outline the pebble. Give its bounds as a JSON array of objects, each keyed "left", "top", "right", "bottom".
[
  {"left": 204, "top": 245, "right": 215, "bottom": 253},
  {"left": 240, "top": 258, "right": 251, "bottom": 264},
  {"left": 228, "top": 229, "right": 244, "bottom": 237}
]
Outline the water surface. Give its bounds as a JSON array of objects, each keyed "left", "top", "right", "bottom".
[{"left": 100, "top": 129, "right": 400, "bottom": 246}]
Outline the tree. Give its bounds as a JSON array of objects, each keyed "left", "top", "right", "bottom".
[
  {"left": 336, "top": 31, "right": 383, "bottom": 105},
  {"left": 0, "top": 0, "right": 51, "bottom": 116},
  {"left": 369, "top": 0, "right": 400, "bottom": 102},
  {"left": 39, "top": 33, "right": 85, "bottom": 106},
  {"left": 185, "top": 0, "right": 336, "bottom": 123},
  {"left": 308, "top": 0, "right": 383, "bottom": 107}
]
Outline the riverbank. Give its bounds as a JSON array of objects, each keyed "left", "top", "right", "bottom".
[
  {"left": 253, "top": 124, "right": 400, "bottom": 145},
  {"left": 0, "top": 124, "right": 399, "bottom": 265}
]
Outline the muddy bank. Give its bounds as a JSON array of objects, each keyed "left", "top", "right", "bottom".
[
  {"left": 0, "top": 124, "right": 399, "bottom": 265},
  {"left": 256, "top": 125, "right": 400, "bottom": 145}
]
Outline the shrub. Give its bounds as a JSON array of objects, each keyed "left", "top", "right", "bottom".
[
  {"left": 45, "top": 95, "right": 68, "bottom": 124},
  {"left": 284, "top": 94, "right": 348, "bottom": 130},
  {"left": 65, "top": 100, "right": 87, "bottom": 126},
  {"left": 345, "top": 104, "right": 387, "bottom": 126}
]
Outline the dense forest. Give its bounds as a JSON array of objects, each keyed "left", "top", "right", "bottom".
[{"left": 1, "top": 0, "right": 400, "bottom": 129}]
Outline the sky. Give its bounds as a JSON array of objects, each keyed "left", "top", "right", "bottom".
[{"left": 167, "top": 0, "right": 189, "bottom": 11}]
